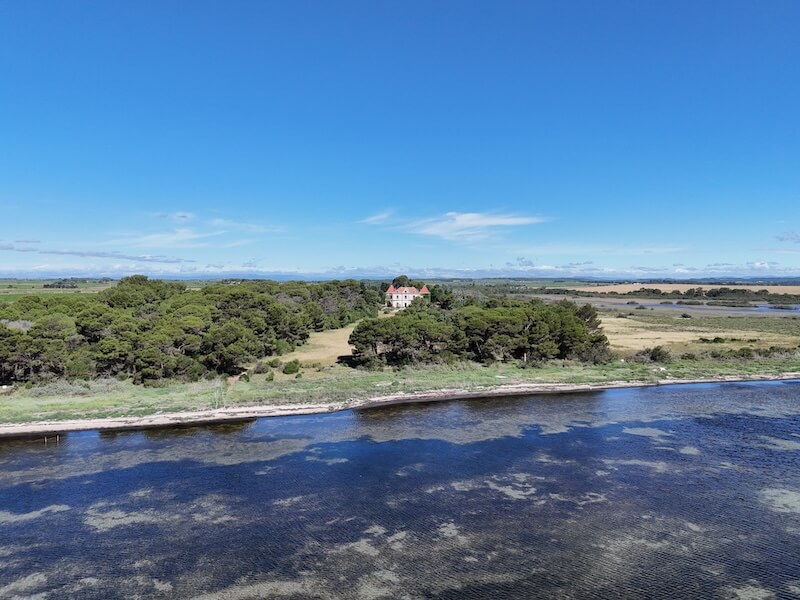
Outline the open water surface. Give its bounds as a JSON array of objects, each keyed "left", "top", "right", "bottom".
[{"left": 1, "top": 381, "right": 800, "bottom": 599}]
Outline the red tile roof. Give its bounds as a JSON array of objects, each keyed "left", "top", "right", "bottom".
[{"left": 386, "top": 285, "right": 430, "bottom": 295}]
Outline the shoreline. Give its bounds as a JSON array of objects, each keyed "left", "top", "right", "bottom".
[{"left": 1, "top": 372, "right": 799, "bottom": 439}]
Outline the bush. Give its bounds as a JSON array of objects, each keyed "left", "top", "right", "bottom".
[
  {"left": 274, "top": 339, "right": 293, "bottom": 355},
  {"left": 283, "top": 359, "right": 301, "bottom": 375},
  {"left": 681, "top": 313, "right": 692, "bottom": 319},
  {"left": 265, "top": 371, "right": 274, "bottom": 382},
  {"left": 268, "top": 358, "right": 282, "bottom": 368},
  {"left": 239, "top": 372, "right": 250, "bottom": 382},
  {"left": 252, "top": 361, "right": 269, "bottom": 374},
  {"left": 634, "top": 346, "right": 672, "bottom": 363},
  {"left": 649, "top": 346, "right": 672, "bottom": 363}
]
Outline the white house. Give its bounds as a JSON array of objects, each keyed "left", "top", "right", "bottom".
[{"left": 385, "top": 284, "right": 430, "bottom": 308}]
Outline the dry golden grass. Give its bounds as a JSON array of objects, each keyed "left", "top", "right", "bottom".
[
  {"left": 577, "top": 283, "right": 800, "bottom": 294},
  {"left": 281, "top": 324, "right": 358, "bottom": 366},
  {"left": 600, "top": 314, "right": 800, "bottom": 354},
  {"left": 601, "top": 317, "right": 704, "bottom": 351}
]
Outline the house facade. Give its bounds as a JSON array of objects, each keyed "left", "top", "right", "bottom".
[{"left": 385, "top": 285, "right": 430, "bottom": 308}]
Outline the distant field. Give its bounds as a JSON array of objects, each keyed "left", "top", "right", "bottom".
[
  {"left": 600, "top": 310, "right": 800, "bottom": 355},
  {"left": 574, "top": 283, "right": 800, "bottom": 295},
  {"left": 0, "top": 279, "right": 116, "bottom": 300}
]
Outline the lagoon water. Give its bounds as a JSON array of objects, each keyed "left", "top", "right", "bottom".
[{"left": 1, "top": 382, "right": 800, "bottom": 599}]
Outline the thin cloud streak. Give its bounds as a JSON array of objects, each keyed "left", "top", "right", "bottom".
[
  {"left": 152, "top": 211, "right": 194, "bottom": 223},
  {"left": 359, "top": 210, "right": 394, "bottom": 225},
  {"left": 209, "top": 219, "right": 282, "bottom": 233},
  {"left": 407, "top": 212, "right": 546, "bottom": 241},
  {"left": 0, "top": 243, "right": 194, "bottom": 264},
  {"left": 107, "top": 228, "right": 226, "bottom": 248},
  {"left": 776, "top": 231, "right": 799, "bottom": 243}
]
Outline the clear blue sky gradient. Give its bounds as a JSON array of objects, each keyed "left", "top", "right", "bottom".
[{"left": 1, "top": 1, "right": 799, "bottom": 279}]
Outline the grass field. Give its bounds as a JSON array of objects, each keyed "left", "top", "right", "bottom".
[
  {"left": 600, "top": 311, "right": 800, "bottom": 354},
  {"left": 0, "top": 279, "right": 115, "bottom": 300},
  {"left": 280, "top": 324, "right": 358, "bottom": 366}
]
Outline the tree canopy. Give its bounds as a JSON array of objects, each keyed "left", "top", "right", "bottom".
[
  {"left": 0, "top": 276, "right": 383, "bottom": 385},
  {"left": 349, "top": 298, "right": 609, "bottom": 367}
]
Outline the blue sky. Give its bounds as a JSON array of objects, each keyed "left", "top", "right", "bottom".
[{"left": 1, "top": 1, "right": 799, "bottom": 279}]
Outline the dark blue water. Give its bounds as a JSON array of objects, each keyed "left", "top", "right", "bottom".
[{"left": 1, "top": 381, "right": 800, "bottom": 599}]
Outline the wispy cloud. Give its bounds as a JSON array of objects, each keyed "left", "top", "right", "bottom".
[
  {"left": 42, "top": 250, "right": 194, "bottom": 264},
  {"left": 408, "top": 212, "right": 545, "bottom": 241},
  {"left": 746, "top": 260, "right": 780, "bottom": 270},
  {"left": 507, "top": 256, "right": 536, "bottom": 267},
  {"left": 153, "top": 211, "right": 194, "bottom": 223},
  {"left": 209, "top": 218, "right": 282, "bottom": 233},
  {"left": 13, "top": 239, "right": 40, "bottom": 244},
  {"left": 360, "top": 210, "right": 394, "bottom": 225},
  {"left": 508, "top": 243, "right": 687, "bottom": 256},
  {"left": 776, "top": 231, "right": 799, "bottom": 243},
  {"left": 110, "top": 228, "right": 225, "bottom": 248},
  {"left": 0, "top": 243, "right": 194, "bottom": 264}
]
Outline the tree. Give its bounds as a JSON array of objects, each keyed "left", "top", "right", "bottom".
[
  {"left": 201, "top": 319, "right": 261, "bottom": 374},
  {"left": 429, "top": 285, "right": 455, "bottom": 309},
  {"left": 391, "top": 275, "right": 411, "bottom": 288}
]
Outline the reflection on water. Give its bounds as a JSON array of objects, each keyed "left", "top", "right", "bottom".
[{"left": 1, "top": 382, "right": 800, "bottom": 599}]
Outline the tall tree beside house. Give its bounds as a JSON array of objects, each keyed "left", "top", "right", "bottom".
[{"left": 391, "top": 275, "right": 411, "bottom": 288}]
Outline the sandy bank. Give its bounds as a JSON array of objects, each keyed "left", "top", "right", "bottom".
[{"left": 1, "top": 373, "right": 799, "bottom": 439}]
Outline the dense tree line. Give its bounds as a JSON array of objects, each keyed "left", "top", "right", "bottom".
[
  {"left": 0, "top": 276, "right": 382, "bottom": 384},
  {"left": 349, "top": 298, "right": 610, "bottom": 367}
]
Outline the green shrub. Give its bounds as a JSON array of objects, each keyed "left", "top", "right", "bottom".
[
  {"left": 274, "top": 340, "right": 293, "bottom": 355},
  {"left": 252, "top": 361, "right": 269, "bottom": 374},
  {"left": 283, "top": 359, "right": 301, "bottom": 375},
  {"left": 634, "top": 346, "right": 672, "bottom": 363}
]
